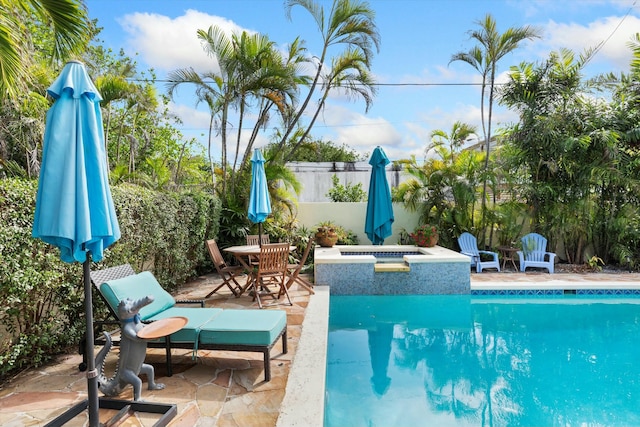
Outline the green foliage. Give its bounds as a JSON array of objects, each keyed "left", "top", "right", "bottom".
[
  {"left": 280, "top": 139, "right": 366, "bottom": 162},
  {"left": 326, "top": 174, "right": 367, "bottom": 202},
  {"left": 499, "top": 47, "right": 640, "bottom": 264},
  {"left": 587, "top": 255, "right": 604, "bottom": 272},
  {"left": 0, "top": 178, "right": 220, "bottom": 379},
  {"left": 394, "top": 146, "right": 485, "bottom": 248},
  {"left": 494, "top": 201, "right": 528, "bottom": 247}
]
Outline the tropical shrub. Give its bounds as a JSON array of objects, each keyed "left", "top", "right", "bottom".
[{"left": 0, "top": 178, "right": 221, "bottom": 379}]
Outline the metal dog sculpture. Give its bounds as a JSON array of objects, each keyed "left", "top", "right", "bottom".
[{"left": 95, "top": 296, "right": 165, "bottom": 400}]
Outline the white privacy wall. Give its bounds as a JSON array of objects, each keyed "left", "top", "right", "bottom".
[
  {"left": 295, "top": 202, "right": 421, "bottom": 245},
  {"left": 286, "top": 161, "right": 406, "bottom": 203}
]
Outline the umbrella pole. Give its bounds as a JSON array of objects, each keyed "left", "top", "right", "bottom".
[
  {"left": 258, "top": 223, "right": 263, "bottom": 247},
  {"left": 82, "top": 253, "right": 100, "bottom": 426}
]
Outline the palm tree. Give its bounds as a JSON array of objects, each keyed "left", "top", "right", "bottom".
[
  {"left": 168, "top": 27, "right": 303, "bottom": 198},
  {"left": 0, "top": 0, "right": 90, "bottom": 100},
  {"left": 450, "top": 14, "right": 540, "bottom": 243},
  {"left": 429, "top": 121, "right": 477, "bottom": 163},
  {"left": 279, "top": 0, "right": 381, "bottom": 161},
  {"left": 167, "top": 65, "right": 227, "bottom": 188}
]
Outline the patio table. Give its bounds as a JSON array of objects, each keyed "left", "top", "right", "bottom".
[
  {"left": 498, "top": 246, "right": 519, "bottom": 271},
  {"left": 224, "top": 244, "right": 295, "bottom": 296}
]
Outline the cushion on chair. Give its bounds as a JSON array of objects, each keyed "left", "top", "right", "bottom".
[
  {"left": 99, "top": 271, "right": 176, "bottom": 320},
  {"left": 199, "top": 309, "right": 287, "bottom": 346},
  {"left": 147, "top": 307, "right": 223, "bottom": 343}
]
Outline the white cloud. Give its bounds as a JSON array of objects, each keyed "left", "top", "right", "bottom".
[
  {"left": 119, "top": 9, "right": 252, "bottom": 73},
  {"left": 292, "top": 102, "right": 410, "bottom": 159},
  {"left": 167, "top": 101, "right": 209, "bottom": 131},
  {"left": 539, "top": 15, "right": 639, "bottom": 70}
]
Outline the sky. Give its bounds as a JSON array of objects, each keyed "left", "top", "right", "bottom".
[{"left": 85, "top": 0, "right": 640, "bottom": 162}]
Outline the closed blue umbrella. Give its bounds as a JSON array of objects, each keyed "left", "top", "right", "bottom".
[
  {"left": 365, "top": 146, "right": 394, "bottom": 245},
  {"left": 248, "top": 149, "right": 271, "bottom": 244},
  {"left": 32, "top": 61, "right": 120, "bottom": 426}
]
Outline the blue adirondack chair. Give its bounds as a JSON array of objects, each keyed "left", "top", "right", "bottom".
[
  {"left": 517, "top": 233, "right": 556, "bottom": 273},
  {"left": 457, "top": 232, "right": 500, "bottom": 273}
]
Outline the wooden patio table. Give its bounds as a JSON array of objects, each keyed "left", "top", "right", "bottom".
[{"left": 223, "top": 244, "right": 295, "bottom": 296}]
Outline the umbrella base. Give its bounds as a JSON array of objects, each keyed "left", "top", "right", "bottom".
[{"left": 44, "top": 397, "right": 177, "bottom": 427}]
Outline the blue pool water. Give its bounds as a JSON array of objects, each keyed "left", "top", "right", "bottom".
[
  {"left": 340, "top": 250, "right": 423, "bottom": 264},
  {"left": 325, "top": 294, "right": 640, "bottom": 427}
]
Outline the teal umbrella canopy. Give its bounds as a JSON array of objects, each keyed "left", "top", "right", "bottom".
[
  {"left": 365, "top": 146, "right": 394, "bottom": 245},
  {"left": 33, "top": 60, "right": 120, "bottom": 263},
  {"left": 32, "top": 61, "right": 120, "bottom": 425},
  {"left": 248, "top": 149, "right": 272, "bottom": 224}
]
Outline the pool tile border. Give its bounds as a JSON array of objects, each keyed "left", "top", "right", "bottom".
[{"left": 471, "top": 289, "right": 640, "bottom": 295}]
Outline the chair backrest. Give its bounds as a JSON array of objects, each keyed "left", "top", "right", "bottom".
[
  {"left": 90, "top": 264, "right": 136, "bottom": 290},
  {"left": 246, "top": 234, "right": 270, "bottom": 245},
  {"left": 99, "top": 271, "right": 176, "bottom": 321},
  {"left": 458, "top": 232, "right": 480, "bottom": 256},
  {"left": 287, "top": 236, "right": 315, "bottom": 285},
  {"left": 521, "top": 233, "right": 548, "bottom": 260},
  {"left": 256, "top": 243, "right": 290, "bottom": 277},
  {"left": 206, "top": 239, "right": 227, "bottom": 270},
  {"left": 90, "top": 264, "right": 138, "bottom": 321}
]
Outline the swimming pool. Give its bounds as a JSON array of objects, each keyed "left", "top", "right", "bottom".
[{"left": 325, "top": 294, "right": 640, "bottom": 427}]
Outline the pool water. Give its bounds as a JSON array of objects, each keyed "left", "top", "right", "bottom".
[
  {"left": 325, "top": 294, "right": 640, "bottom": 427},
  {"left": 340, "top": 250, "right": 423, "bottom": 264}
]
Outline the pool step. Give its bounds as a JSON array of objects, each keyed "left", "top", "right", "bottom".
[{"left": 374, "top": 262, "right": 410, "bottom": 272}]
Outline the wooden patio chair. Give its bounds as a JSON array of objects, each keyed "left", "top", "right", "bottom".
[
  {"left": 285, "top": 236, "right": 315, "bottom": 295},
  {"left": 251, "top": 242, "right": 293, "bottom": 309},
  {"left": 246, "top": 234, "right": 270, "bottom": 245},
  {"left": 206, "top": 239, "right": 244, "bottom": 297},
  {"left": 246, "top": 234, "right": 270, "bottom": 266}
]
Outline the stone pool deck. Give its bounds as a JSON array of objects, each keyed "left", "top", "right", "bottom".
[{"left": 1, "top": 269, "right": 640, "bottom": 426}]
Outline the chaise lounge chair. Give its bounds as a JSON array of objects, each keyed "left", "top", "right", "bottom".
[
  {"left": 87, "top": 264, "right": 287, "bottom": 381},
  {"left": 457, "top": 232, "right": 501, "bottom": 273},
  {"left": 518, "top": 232, "right": 556, "bottom": 273}
]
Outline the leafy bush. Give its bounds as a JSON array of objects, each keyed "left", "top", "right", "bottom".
[
  {"left": 0, "top": 178, "right": 221, "bottom": 379},
  {"left": 326, "top": 175, "right": 367, "bottom": 202}
]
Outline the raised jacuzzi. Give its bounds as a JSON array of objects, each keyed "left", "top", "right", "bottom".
[{"left": 314, "top": 245, "right": 471, "bottom": 295}]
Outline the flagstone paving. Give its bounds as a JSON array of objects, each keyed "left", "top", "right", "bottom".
[{"left": 1, "top": 268, "right": 640, "bottom": 426}]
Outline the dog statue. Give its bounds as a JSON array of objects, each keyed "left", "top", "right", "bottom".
[{"left": 95, "top": 296, "right": 165, "bottom": 400}]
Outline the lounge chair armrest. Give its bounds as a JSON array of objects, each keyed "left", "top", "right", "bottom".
[
  {"left": 478, "top": 250, "right": 499, "bottom": 261},
  {"left": 175, "top": 299, "right": 205, "bottom": 307},
  {"left": 460, "top": 251, "right": 477, "bottom": 259}
]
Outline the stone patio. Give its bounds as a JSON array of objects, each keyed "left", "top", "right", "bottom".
[{"left": 0, "top": 272, "right": 311, "bottom": 427}]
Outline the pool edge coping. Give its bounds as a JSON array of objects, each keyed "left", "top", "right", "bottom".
[{"left": 276, "top": 286, "right": 329, "bottom": 427}]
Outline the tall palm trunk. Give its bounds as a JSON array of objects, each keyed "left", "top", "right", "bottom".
[{"left": 480, "top": 67, "right": 496, "bottom": 247}]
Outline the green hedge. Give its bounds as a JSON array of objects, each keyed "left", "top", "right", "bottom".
[{"left": 0, "top": 178, "right": 221, "bottom": 379}]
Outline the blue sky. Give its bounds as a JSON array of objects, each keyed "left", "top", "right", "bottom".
[{"left": 85, "top": 0, "right": 640, "bottom": 162}]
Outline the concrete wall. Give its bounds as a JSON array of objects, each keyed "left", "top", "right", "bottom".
[
  {"left": 287, "top": 162, "right": 407, "bottom": 202},
  {"left": 295, "top": 202, "right": 421, "bottom": 245}
]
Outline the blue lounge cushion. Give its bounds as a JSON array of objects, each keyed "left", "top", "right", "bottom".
[
  {"left": 99, "top": 271, "right": 176, "bottom": 320},
  {"left": 147, "top": 307, "right": 223, "bottom": 344},
  {"left": 199, "top": 309, "right": 287, "bottom": 346}
]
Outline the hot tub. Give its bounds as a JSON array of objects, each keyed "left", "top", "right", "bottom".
[{"left": 314, "top": 245, "right": 471, "bottom": 295}]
